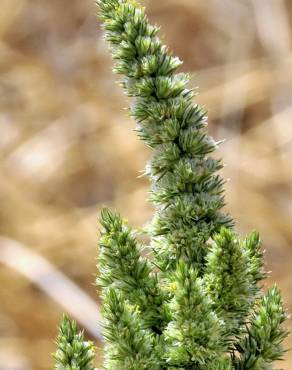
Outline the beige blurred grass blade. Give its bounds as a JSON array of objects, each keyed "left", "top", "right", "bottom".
[
  {"left": 252, "top": 0, "right": 291, "bottom": 58},
  {"left": 0, "top": 237, "right": 102, "bottom": 339}
]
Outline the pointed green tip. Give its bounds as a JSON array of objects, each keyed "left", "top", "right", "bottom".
[{"left": 53, "top": 315, "right": 96, "bottom": 370}]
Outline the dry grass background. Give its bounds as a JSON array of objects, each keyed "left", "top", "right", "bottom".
[{"left": 0, "top": 0, "right": 291, "bottom": 369}]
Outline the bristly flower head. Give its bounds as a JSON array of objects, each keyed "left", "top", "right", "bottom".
[
  {"left": 55, "top": 1, "right": 289, "bottom": 369},
  {"left": 94, "top": 0, "right": 288, "bottom": 368}
]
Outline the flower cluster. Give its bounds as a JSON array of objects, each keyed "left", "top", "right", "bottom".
[{"left": 53, "top": 1, "right": 288, "bottom": 369}]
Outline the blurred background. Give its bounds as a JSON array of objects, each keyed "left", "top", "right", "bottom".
[{"left": 0, "top": 0, "right": 291, "bottom": 368}]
